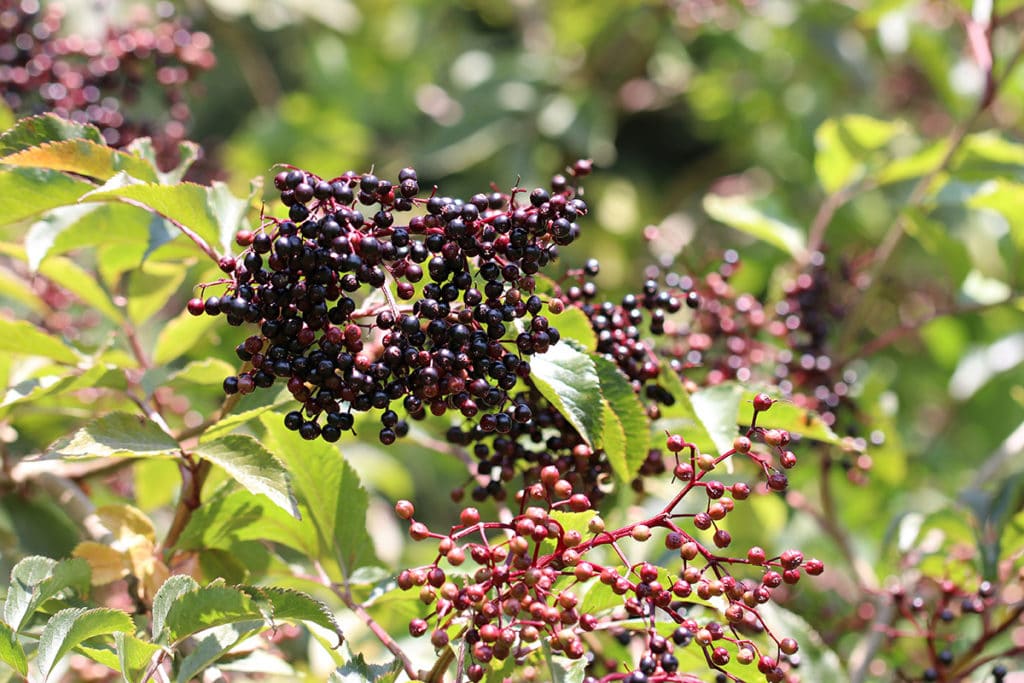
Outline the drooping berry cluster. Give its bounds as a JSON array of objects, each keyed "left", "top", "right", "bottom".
[
  {"left": 190, "top": 162, "right": 591, "bottom": 443},
  {"left": 0, "top": 0, "right": 214, "bottom": 166},
  {"left": 875, "top": 575, "right": 1023, "bottom": 682},
  {"left": 399, "top": 400, "right": 822, "bottom": 683}
]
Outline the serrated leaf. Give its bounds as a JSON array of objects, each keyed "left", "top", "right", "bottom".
[
  {"left": 197, "top": 397, "right": 291, "bottom": 443},
  {"left": 0, "top": 620, "right": 27, "bottom": 676},
  {"left": 113, "top": 632, "right": 162, "bottom": 683},
  {"left": 47, "top": 412, "right": 180, "bottom": 459},
  {"left": 529, "top": 339, "right": 602, "bottom": 446},
  {"left": 0, "top": 167, "right": 94, "bottom": 226},
  {"left": 151, "top": 575, "right": 199, "bottom": 641},
  {"left": 126, "top": 260, "right": 187, "bottom": 324},
  {"left": 0, "top": 318, "right": 80, "bottom": 364},
  {"left": 37, "top": 607, "right": 135, "bottom": 681},
  {"left": 174, "top": 621, "right": 264, "bottom": 683},
  {"left": 152, "top": 306, "right": 217, "bottom": 366},
  {"left": 0, "top": 113, "right": 103, "bottom": 155},
  {"left": 0, "top": 139, "right": 157, "bottom": 182},
  {"left": 331, "top": 645, "right": 402, "bottom": 683},
  {"left": 4, "top": 556, "right": 90, "bottom": 631},
  {"left": 261, "top": 415, "right": 378, "bottom": 579},
  {"left": 702, "top": 194, "right": 805, "bottom": 256},
  {"left": 593, "top": 354, "right": 650, "bottom": 483},
  {"left": 161, "top": 585, "right": 257, "bottom": 644},
  {"left": 84, "top": 179, "right": 250, "bottom": 257},
  {"left": 0, "top": 364, "right": 124, "bottom": 411},
  {"left": 237, "top": 586, "right": 342, "bottom": 646},
  {"left": 740, "top": 391, "right": 838, "bottom": 444},
  {"left": 193, "top": 435, "right": 299, "bottom": 519}
]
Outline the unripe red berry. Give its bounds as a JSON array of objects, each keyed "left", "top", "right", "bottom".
[
  {"left": 780, "top": 637, "right": 799, "bottom": 655},
  {"left": 674, "top": 462, "right": 693, "bottom": 481},
  {"left": 753, "top": 392, "right": 774, "bottom": 412},
  {"left": 395, "top": 500, "right": 415, "bottom": 519},
  {"left": 763, "top": 429, "right": 783, "bottom": 447},
  {"left": 780, "top": 450, "right": 797, "bottom": 468},
  {"left": 631, "top": 524, "right": 651, "bottom": 541},
  {"left": 693, "top": 513, "right": 712, "bottom": 530},
  {"left": 666, "top": 434, "right": 685, "bottom": 452},
  {"left": 805, "top": 558, "right": 824, "bottom": 575},
  {"left": 713, "top": 529, "right": 731, "bottom": 548},
  {"left": 711, "top": 647, "right": 730, "bottom": 665},
  {"left": 430, "top": 630, "right": 449, "bottom": 648},
  {"left": 568, "top": 493, "right": 591, "bottom": 511},
  {"left": 460, "top": 507, "right": 480, "bottom": 526},
  {"left": 409, "top": 522, "right": 430, "bottom": 541},
  {"left": 731, "top": 482, "right": 751, "bottom": 499},
  {"left": 747, "top": 546, "right": 767, "bottom": 564},
  {"left": 733, "top": 435, "right": 752, "bottom": 453},
  {"left": 767, "top": 472, "right": 788, "bottom": 491},
  {"left": 409, "top": 618, "right": 428, "bottom": 637}
]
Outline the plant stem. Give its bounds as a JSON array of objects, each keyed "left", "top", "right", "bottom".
[{"left": 161, "top": 457, "right": 211, "bottom": 550}]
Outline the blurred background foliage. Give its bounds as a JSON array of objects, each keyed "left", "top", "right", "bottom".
[{"left": 2, "top": 0, "right": 1024, "bottom": 679}]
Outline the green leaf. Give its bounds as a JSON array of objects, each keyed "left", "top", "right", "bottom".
[
  {"left": 37, "top": 254, "right": 123, "bottom": 323},
  {"left": 47, "top": 412, "right": 180, "bottom": 460},
  {"left": 529, "top": 339, "right": 603, "bottom": 447},
  {"left": 593, "top": 354, "right": 650, "bottom": 483},
  {"left": 193, "top": 434, "right": 300, "bottom": 519},
  {"left": 953, "top": 131, "right": 1024, "bottom": 180},
  {"left": 967, "top": 179, "right": 1024, "bottom": 253},
  {"left": 740, "top": 391, "right": 838, "bottom": 444},
  {"left": 4, "top": 556, "right": 90, "bottom": 631},
  {"left": 0, "top": 267, "right": 47, "bottom": 314},
  {"left": 174, "top": 621, "right": 264, "bottom": 683},
  {"left": 690, "top": 383, "right": 745, "bottom": 456},
  {"left": 175, "top": 487, "right": 318, "bottom": 557},
  {"left": 544, "top": 644, "right": 587, "bottom": 683},
  {"left": 702, "top": 193, "right": 805, "bottom": 256},
  {"left": 0, "top": 621, "right": 27, "bottom": 676},
  {"left": 151, "top": 575, "right": 199, "bottom": 641},
  {"left": 37, "top": 607, "right": 135, "bottom": 681},
  {"left": 549, "top": 306, "right": 598, "bottom": 352},
  {"left": 161, "top": 584, "right": 256, "bottom": 644},
  {"left": 0, "top": 139, "right": 157, "bottom": 182},
  {"left": 0, "top": 318, "right": 80, "bottom": 364},
  {"left": 261, "top": 414, "right": 379, "bottom": 579},
  {"left": 152, "top": 306, "right": 217, "bottom": 366},
  {"left": 198, "top": 397, "right": 291, "bottom": 443},
  {"left": 330, "top": 646, "right": 403, "bottom": 683},
  {"left": 25, "top": 204, "right": 101, "bottom": 271},
  {"left": 654, "top": 368, "right": 718, "bottom": 456},
  {"left": 814, "top": 114, "right": 909, "bottom": 192},
  {"left": 113, "top": 632, "right": 162, "bottom": 683},
  {"left": 0, "top": 364, "right": 125, "bottom": 411},
  {"left": 237, "top": 586, "right": 343, "bottom": 646},
  {"left": 167, "top": 358, "right": 238, "bottom": 388},
  {"left": 0, "top": 113, "right": 103, "bottom": 155},
  {"left": 123, "top": 137, "right": 200, "bottom": 184},
  {"left": 0, "top": 168, "right": 95, "bottom": 226},
  {"left": 126, "top": 260, "right": 187, "bottom": 324},
  {"left": 84, "top": 179, "right": 251, "bottom": 257}
]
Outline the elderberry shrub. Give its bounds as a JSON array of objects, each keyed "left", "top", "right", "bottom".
[
  {"left": 0, "top": 0, "right": 215, "bottom": 167},
  {"left": 192, "top": 161, "right": 591, "bottom": 443},
  {"left": 399, "top": 400, "right": 822, "bottom": 683}
]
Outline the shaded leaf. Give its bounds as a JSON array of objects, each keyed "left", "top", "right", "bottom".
[
  {"left": 690, "top": 383, "right": 745, "bottom": 456},
  {"left": 529, "top": 339, "right": 603, "bottom": 447},
  {"left": 48, "top": 412, "right": 180, "bottom": 459},
  {"left": 238, "top": 586, "right": 343, "bottom": 646},
  {"left": 126, "top": 260, "right": 187, "bottom": 324},
  {"left": 0, "top": 364, "right": 125, "bottom": 411},
  {"left": 0, "top": 318, "right": 80, "bottom": 364},
  {"left": 37, "top": 607, "right": 135, "bottom": 681},
  {"left": 261, "top": 414, "right": 378, "bottom": 579},
  {"left": 0, "top": 168, "right": 95, "bottom": 226},
  {"left": 174, "top": 621, "right": 264, "bottom": 683},
  {"left": 593, "top": 354, "right": 650, "bottom": 483},
  {"left": 330, "top": 645, "right": 402, "bottom": 683},
  {"left": 198, "top": 397, "right": 291, "bottom": 443},
  {"left": 152, "top": 304, "right": 217, "bottom": 366},
  {"left": 167, "top": 358, "right": 238, "bottom": 388},
  {"left": 654, "top": 368, "right": 718, "bottom": 456},
  {"left": 0, "top": 620, "right": 26, "bottom": 676},
  {"left": 193, "top": 435, "right": 299, "bottom": 519},
  {"left": 113, "top": 632, "right": 162, "bottom": 683}
]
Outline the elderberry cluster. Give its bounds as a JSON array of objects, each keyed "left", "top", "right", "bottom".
[
  {"left": 0, "top": 0, "right": 214, "bottom": 165},
  {"left": 190, "top": 162, "right": 591, "bottom": 443},
  {"left": 398, "top": 400, "right": 822, "bottom": 683}
]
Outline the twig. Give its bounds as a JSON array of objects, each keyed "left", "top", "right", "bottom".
[
  {"left": 23, "top": 471, "right": 113, "bottom": 543},
  {"left": 848, "top": 594, "right": 896, "bottom": 683},
  {"left": 161, "top": 458, "right": 211, "bottom": 550}
]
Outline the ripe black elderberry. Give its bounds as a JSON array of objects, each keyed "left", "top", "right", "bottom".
[{"left": 197, "top": 163, "right": 591, "bottom": 442}]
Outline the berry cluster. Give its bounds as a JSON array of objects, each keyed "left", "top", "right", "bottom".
[
  {"left": 399, "top": 399, "right": 822, "bottom": 682},
  {"left": 0, "top": 0, "right": 214, "bottom": 166},
  {"left": 878, "top": 575, "right": 1023, "bottom": 682},
  {"left": 190, "top": 162, "right": 591, "bottom": 443}
]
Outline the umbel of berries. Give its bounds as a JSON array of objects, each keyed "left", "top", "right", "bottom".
[{"left": 189, "top": 161, "right": 591, "bottom": 443}]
